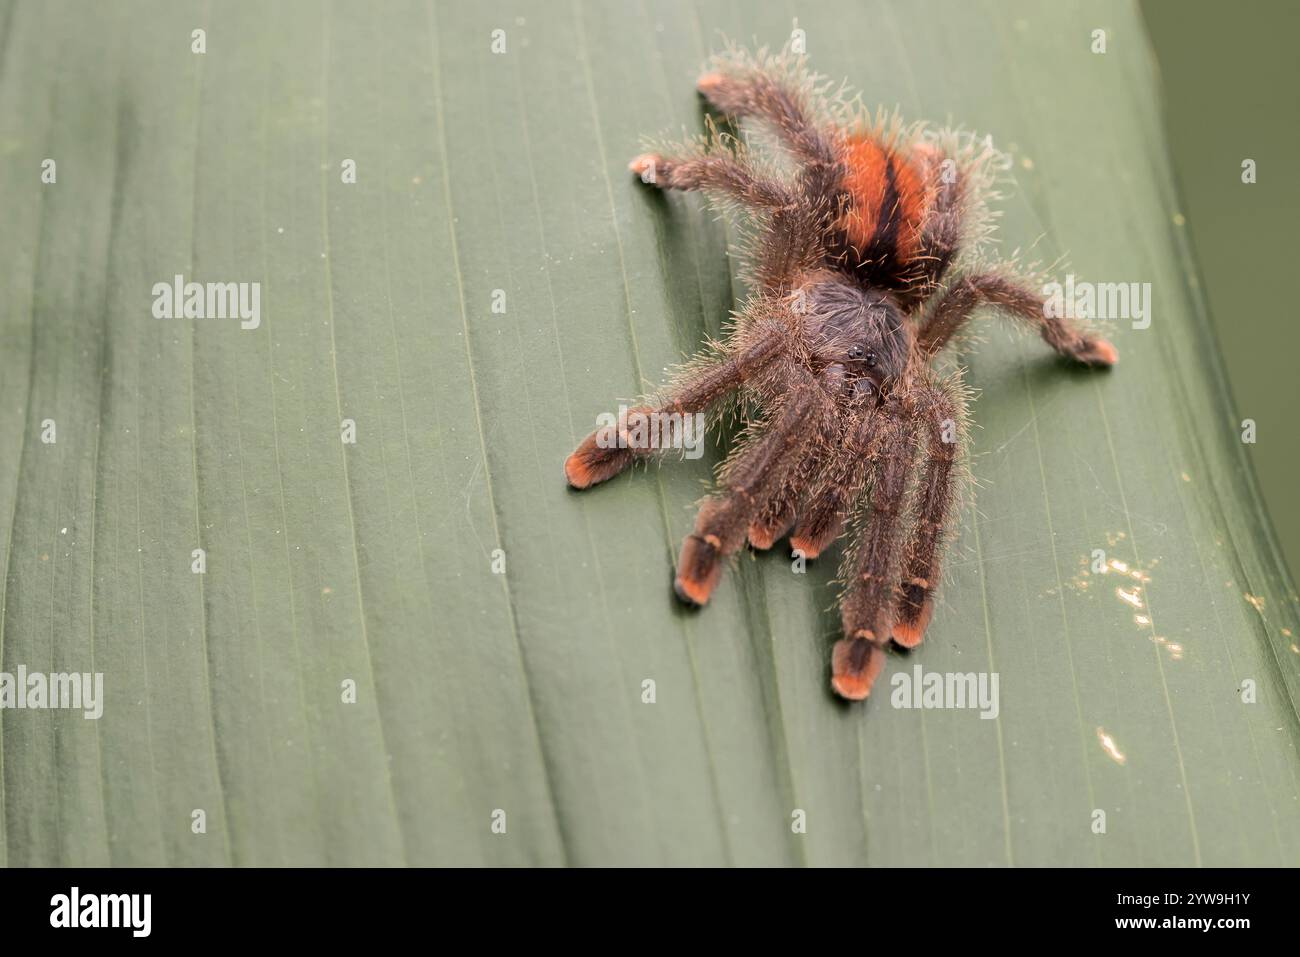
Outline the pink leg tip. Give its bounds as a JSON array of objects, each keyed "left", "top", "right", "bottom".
[
  {"left": 696, "top": 72, "right": 725, "bottom": 94},
  {"left": 628, "top": 153, "right": 659, "bottom": 176},
  {"left": 1084, "top": 338, "right": 1119, "bottom": 367}
]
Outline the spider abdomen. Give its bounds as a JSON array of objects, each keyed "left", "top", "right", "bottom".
[{"left": 831, "top": 134, "right": 930, "bottom": 280}]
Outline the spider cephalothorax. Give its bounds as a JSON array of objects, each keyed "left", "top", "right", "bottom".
[
  {"left": 564, "top": 49, "right": 1116, "bottom": 702},
  {"left": 798, "top": 279, "right": 911, "bottom": 400}
]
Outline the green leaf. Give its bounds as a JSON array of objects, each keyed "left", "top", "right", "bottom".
[{"left": 1, "top": 0, "right": 1296, "bottom": 866}]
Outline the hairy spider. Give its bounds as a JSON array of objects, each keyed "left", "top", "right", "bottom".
[{"left": 564, "top": 49, "right": 1116, "bottom": 702}]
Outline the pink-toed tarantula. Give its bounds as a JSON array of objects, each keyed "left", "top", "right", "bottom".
[{"left": 564, "top": 50, "right": 1116, "bottom": 701}]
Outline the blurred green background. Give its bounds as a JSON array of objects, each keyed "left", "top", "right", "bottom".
[{"left": 1142, "top": 0, "right": 1300, "bottom": 581}]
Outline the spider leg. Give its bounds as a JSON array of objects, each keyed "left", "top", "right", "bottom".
[
  {"left": 675, "top": 367, "right": 835, "bottom": 605},
  {"left": 694, "top": 67, "right": 844, "bottom": 249},
  {"left": 746, "top": 455, "right": 814, "bottom": 550},
  {"left": 641, "top": 71, "right": 842, "bottom": 293},
  {"left": 918, "top": 272, "right": 1119, "bottom": 366},
  {"left": 565, "top": 332, "right": 783, "bottom": 489},
  {"left": 787, "top": 408, "right": 878, "bottom": 559},
  {"left": 628, "top": 152, "right": 793, "bottom": 210},
  {"left": 893, "top": 385, "right": 962, "bottom": 648},
  {"left": 749, "top": 368, "right": 880, "bottom": 553},
  {"left": 833, "top": 407, "right": 919, "bottom": 700},
  {"left": 695, "top": 69, "right": 836, "bottom": 169}
]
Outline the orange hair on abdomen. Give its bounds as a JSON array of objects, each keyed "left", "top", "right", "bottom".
[{"left": 835, "top": 134, "right": 930, "bottom": 267}]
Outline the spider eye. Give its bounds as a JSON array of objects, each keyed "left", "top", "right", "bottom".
[
  {"left": 847, "top": 345, "right": 865, "bottom": 361},
  {"left": 863, "top": 351, "right": 878, "bottom": 368}
]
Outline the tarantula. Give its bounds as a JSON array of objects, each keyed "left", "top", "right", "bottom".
[{"left": 564, "top": 51, "right": 1116, "bottom": 702}]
